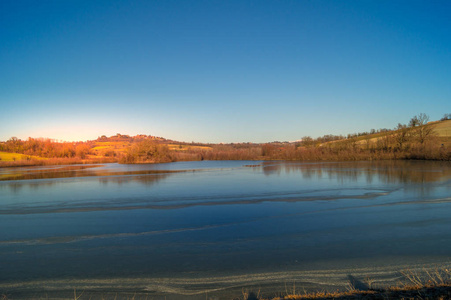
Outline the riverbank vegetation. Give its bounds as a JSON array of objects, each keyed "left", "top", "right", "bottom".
[
  {"left": 252, "top": 268, "right": 451, "bottom": 300},
  {"left": 1, "top": 114, "right": 450, "bottom": 167},
  {"left": 264, "top": 285, "right": 451, "bottom": 300}
]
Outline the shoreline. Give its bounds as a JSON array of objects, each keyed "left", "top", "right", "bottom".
[
  {"left": 3, "top": 278, "right": 451, "bottom": 300},
  {"left": 3, "top": 261, "right": 451, "bottom": 299},
  {"left": 1, "top": 155, "right": 450, "bottom": 169}
]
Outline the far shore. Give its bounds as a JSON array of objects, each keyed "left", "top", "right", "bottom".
[{"left": 1, "top": 118, "right": 450, "bottom": 168}]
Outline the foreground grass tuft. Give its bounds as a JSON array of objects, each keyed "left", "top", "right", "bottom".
[
  {"left": 268, "top": 285, "right": 451, "bottom": 300},
  {"left": 248, "top": 269, "right": 451, "bottom": 300}
]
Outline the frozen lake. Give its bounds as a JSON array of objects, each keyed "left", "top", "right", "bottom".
[{"left": 1, "top": 160, "right": 450, "bottom": 299}]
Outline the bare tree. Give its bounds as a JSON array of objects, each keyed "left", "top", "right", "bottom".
[
  {"left": 416, "top": 113, "right": 429, "bottom": 126},
  {"left": 409, "top": 116, "right": 419, "bottom": 127},
  {"left": 410, "top": 113, "right": 434, "bottom": 144},
  {"left": 394, "top": 123, "right": 410, "bottom": 150}
]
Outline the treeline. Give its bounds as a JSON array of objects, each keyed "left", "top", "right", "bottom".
[
  {"left": 119, "top": 140, "right": 172, "bottom": 163},
  {"left": 96, "top": 133, "right": 167, "bottom": 143},
  {"left": 0, "top": 137, "right": 91, "bottom": 159},
  {"left": 1, "top": 114, "right": 449, "bottom": 166},
  {"left": 168, "top": 114, "right": 449, "bottom": 162},
  {"left": 262, "top": 113, "right": 448, "bottom": 161},
  {"left": 119, "top": 141, "right": 263, "bottom": 163},
  {"left": 177, "top": 143, "right": 263, "bottom": 161},
  {"left": 299, "top": 113, "right": 445, "bottom": 148},
  {"left": 0, "top": 135, "right": 164, "bottom": 162},
  {"left": 260, "top": 137, "right": 448, "bottom": 161}
]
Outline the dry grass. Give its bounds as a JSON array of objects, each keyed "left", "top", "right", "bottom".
[
  {"left": 0, "top": 151, "right": 45, "bottom": 162},
  {"left": 91, "top": 145, "right": 113, "bottom": 150},
  {"left": 167, "top": 144, "right": 213, "bottom": 151},
  {"left": 243, "top": 269, "right": 451, "bottom": 300},
  {"left": 270, "top": 286, "right": 451, "bottom": 299},
  {"left": 0, "top": 157, "right": 116, "bottom": 168},
  {"left": 430, "top": 120, "right": 451, "bottom": 137}
]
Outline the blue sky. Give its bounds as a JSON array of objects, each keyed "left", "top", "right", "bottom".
[{"left": 1, "top": 0, "right": 450, "bottom": 143}]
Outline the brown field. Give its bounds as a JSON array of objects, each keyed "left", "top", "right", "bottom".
[{"left": 167, "top": 144, "right": 212, "bottom": 151}]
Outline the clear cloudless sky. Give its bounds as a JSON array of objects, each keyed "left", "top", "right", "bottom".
[{"left": 1, "top": 0, "right": 450, "bottom": 143}]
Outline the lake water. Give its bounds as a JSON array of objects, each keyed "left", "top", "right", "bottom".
[{"left": 1, "top": 160, "right": 450, "bottom": 299}]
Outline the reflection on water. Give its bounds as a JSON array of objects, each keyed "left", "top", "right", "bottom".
[
  {"left": 261, "top": 161, "right": 451, "bottom": 184},
  {"left": 0, "top": 164, "right": 187, "bottom": 181},
  {"left": 98, "top": 174, "right": 172, "bottom": 186},
  {"left": 0, "top": 164, "right": 188, "bottom": 195},
  {"left": 0, "top": 161, "right": 450, "bottom": 213},
  {"left": 2, "top": 160, "right": 450, "bottom": 185},
  {"left": 0, "top": 160, "right": 450, "bottom": 298},
  {"left": 261, "top": 161, "right": 451, "bottom": 196}
]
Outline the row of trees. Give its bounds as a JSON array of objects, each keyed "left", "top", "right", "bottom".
[
  {"left": 260, "top": 114, "right": 448, "bottom": 161},
  {"left": 0, "top": 137, "right": 91, "bottom": 159},
  {"left": 120, "top": 140, "right": 172, "bottom": 163},
  {"left": 296, "top": 113, "right": 436, "bottom": 149}
]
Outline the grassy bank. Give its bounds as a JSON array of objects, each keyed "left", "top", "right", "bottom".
[
  {"left": 0, "top": 156, "right": 116, "bottom": 168},
  {"left": 262, "top": 284, "right": 451, "bottom": 300},
  {"left": 246, "top": 269, "right": 451, "bottom": 300},
  {"left": 2, "top": 283, "right": 451, "bottom": 300}
]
